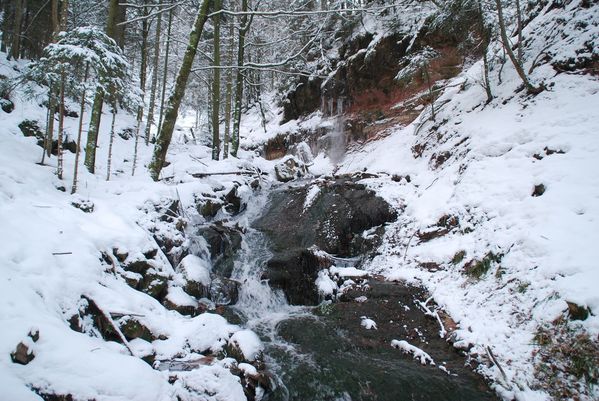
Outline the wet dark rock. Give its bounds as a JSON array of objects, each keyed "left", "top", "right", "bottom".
[
  {"left": 162, "top": 296, "right": 204, "bottom": 317},
  {"left": 255, "top": 178, "right": 396, "bottom": 305},
  {"left": 209, "top": 276, "right": 239, "bottom": 306},
  {"left": 532, "top": 183, "right": 546, "bottom": 197},
  {"left": 71, "top": 199, "right": 94, "bottom": 213},
  {"left": 566, "top": 301, "right": 591, "bottom": 321},
  {"left": 112, "top": 248, "right": 129, "bottom": 263},
  {"left": 264, "top": 249, "right": 332, "bottom": 305},
  {"left": 230, "top": 365, "right": 272, "bottom": 401},
  {"left": 197, "top": 223, "right": 243, "bottom": 277},
  {"left": 143, "top": 248, "right": 158, "bottom": 259},
  {"left": 118, "top": 316, "right": 154, "bottom": 342},
  {"left": 1, "top": 98, "right": 14, "bottom": 113},
  {"left": 11, "top": 342, "right": 34, "bottom": 365},
  {"left": 197, "top": 198, "right": 224, "bottom": 218},
  {"left": 431, "top": 151, "right": 451, "bottom": 168},
  {"left": 28, "top": 329, "right": 40, "bottom": 342},
  {"left": 282, "top": 76, "right": 323, "bottom": 123},
  {"left": 123, "top": 259, "right": 152, "bottom": 275},
  {"left": 118, "top": 127, "right": 135, "bottom": 140},
  {"left": 31, "top": 390, "right": 74, "bottom": 401},
  {"left": 274, "top": 279, "right": 497, "bottom": 401},
  {"left": 224, "top": 186, "right": 244, "bottom": 215},
  {"left": 139, "top": 271, "right": 169, "bottom": 301}
]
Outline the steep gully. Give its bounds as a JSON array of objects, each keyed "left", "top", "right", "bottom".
[
  {"left": 206, "top": 172, "right": 497, "bottom": 401},
  {"left": 197, "top": 23, "right": 492, "bottom": 400}
]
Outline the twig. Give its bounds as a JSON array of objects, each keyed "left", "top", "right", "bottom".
[
  {"left": 52, "top": 252, "right": 73, "bottom": 255},
  {"left": 403, "top": 229, "right": 418, "bottom": 261},
  {"left": 486, "top": 346, "right": 508, "bottom": 383},
  {"left": 96, "top": 305, "right": 136, "bottom": 357}
]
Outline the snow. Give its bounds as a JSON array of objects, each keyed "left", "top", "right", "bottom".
[
  {"left": 177, "top": 254, "right": 211, "bottom": 286},
  {"left": 330, "top": 266, "right": 368, "bottom": 278},
  {"left": 316, "top": 270, "right": 338, "bottom": 298},
  {"left": 391, "top": 340, "right": 434, "bottom": 366},
  {"left": 0, "top": 56, "right": 270, "bottom": 400},
  {"left": 360, "top": 317, "right": 377, "bottom": 330},
  {"left": 333, "top": 2, "right": 599, "bottom": 397},
  {"left": 227, "top": 330, "right": 264, "bottom": 362},
  {"left": 303, "top": 184, "right": 320, "bottom": 211}
]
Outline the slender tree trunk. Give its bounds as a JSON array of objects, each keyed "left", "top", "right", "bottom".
[
  {"left": 45, "top": 88, "right": 56, "bottom": 157},
  {"left": 145, "top": 6, "right": 162, "bottom": 145},
  {"left": 148, "top": 0, "right": 211, "bottom": 181},
  {"left": 157, "top": 3, "right": 174, "bottom": 133},
  {"left": 57, "top": 70, "right": 66, "bottom": 180},
  {"left": 59, "top": 0, "right": 68, "bottom": 31},
  {"left": 132, "top": 4, "right": 150, "bottom": 175},
  {"left": 11, "top": 0, "right": 24, "bottom": 60},
  {"left": 477, "top": 0, "right": 493, "bottom": 103},
  {"left": 515, "top": 0, "right": 523, "bottom": 65},
  {"left": 223, "top": 21, "right": 235, "bottom": 159},
  {"left": 84, "top": 0, "right": 120, "bottom": 173},
  {"left": 211, "top": 0, "right": 222, "bottom": 160},
  {"left": 231, "top": 0, "right": 249, "bottom": 158},
  {"left": 40, "top": 103, "right": 51, "bottom": 164},
  {"left": 51, "top": 0, "right": 59, "bottom": 38},
  {"left": 494, "top": 0, "right": 542, "bottom": 94},
  {"left": 72, "top": 63, "right": 89, "bottom": 194},
  {"left": 106, "top": 107, "right": 117, "bottom": 181}
]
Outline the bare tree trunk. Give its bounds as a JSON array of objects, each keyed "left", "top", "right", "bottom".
[
  {"left": 157, "top": 2, "right": 174, "bottom": 133},
  {"left": 57, "top": 70, "right": 66, "bottom": 180},
  {"left": 231, "top": 0, "right": 250, "bottom": 158},
  {"left": 106, "top": 107, "right": 117, "bottom": 181},
  {"left": 132, "top": 3, "right": 150, "bottom": 176},
  {"left": 45, "top": 88, "right": 56, "bottom": 157},
  {"left": 223, "top": 20, "right": 235, "bottom": 159},
  {"left": 494, "top": 0, "right": 542, "bottom": 94},
  {"left": 477, "top": 0, "right": 493, "bottom": 103},
  {"left": 40, "top": 103, "right": 51, "bottom": 164},
  {"left": 11, "top": 0, "right": 24, "bottom": 60},
  {"left": 148, "top": 0, "right": 211, "bottom": 181},
  {"left": 51, "top": 0, "right": 59, "bottom": 38},
  {"left": 144, "top": 6, "right": 162, "bottom": 145},
  {"left": 72, "top": 63, "right": 89, "bottom": 194},
  {"left": 515, "top": 0, "right": 523, "bottom": 65},
  {"left": 84, "top": 0, "right": 120, "bottom": 173},
  {"left": 211, "top": 0, "right": 222, "bottom": 160},
  {"left": 59, "top": 0, "right": 68, "bottom": 31}
]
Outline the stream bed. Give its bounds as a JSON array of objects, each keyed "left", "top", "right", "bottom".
[{"left": 220, "top": 178, "right": 497, "bottom": 401}]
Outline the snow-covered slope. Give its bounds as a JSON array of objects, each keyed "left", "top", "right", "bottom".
[
  {"left": 0, "top": 57, "right": 275, "bottom": 400},
  {"left": 333, "top": 2, "right": 599, "bottom": 400}
]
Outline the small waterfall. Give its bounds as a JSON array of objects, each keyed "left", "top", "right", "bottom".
[
  {"left": 229, "top": 190, "right": 306, "bottom": 337},
  {"left": 328, "top": 116, "right": 347, "bottom": 165}
]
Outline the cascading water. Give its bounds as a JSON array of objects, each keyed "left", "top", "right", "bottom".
[{"left": 222, "top": 181, "right": 498, "bottom": 401}]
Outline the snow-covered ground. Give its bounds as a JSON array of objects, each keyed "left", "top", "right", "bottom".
[
  {"left": 0, "top": 56, "right": 277, "bottom": 400},
  {"left": 1, "top": 1, "right": 598, "bottom": 400},
  {"left": 333, "top": 3, "right": 599, "bottom": 399}
]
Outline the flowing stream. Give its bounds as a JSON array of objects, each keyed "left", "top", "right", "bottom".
[{"left": 224, "top": 183, "right": 497, "bottom": 401}]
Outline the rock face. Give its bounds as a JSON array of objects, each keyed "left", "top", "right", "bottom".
[
  {"left": 197, "top": 223, "right": 243, "bottom": 277},
  {"left": 255, "top": 177, "right": 397, "bottom": 305}
]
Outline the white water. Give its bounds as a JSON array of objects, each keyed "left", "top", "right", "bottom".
[{"left": 229, "top": 186, "right": 308, "bottom": 338}]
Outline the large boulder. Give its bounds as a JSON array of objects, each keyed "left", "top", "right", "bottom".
[
  {"left": 274, "top": 155, "right": 307, "bottom": 182},
  {"left": 255, "top": 177, "right": 397, "bottom": 305}
]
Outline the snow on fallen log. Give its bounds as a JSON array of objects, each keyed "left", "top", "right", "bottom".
[{"left": 391, "top": 340, "right": 435, "bottom": 365}]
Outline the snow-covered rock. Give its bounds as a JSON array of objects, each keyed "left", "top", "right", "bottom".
[
  {"left": 391, "top": 340, "right": 435, "bottom": 366},
  {"left": 227, "top": 330, "right": 264, "bottom": 362}
]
